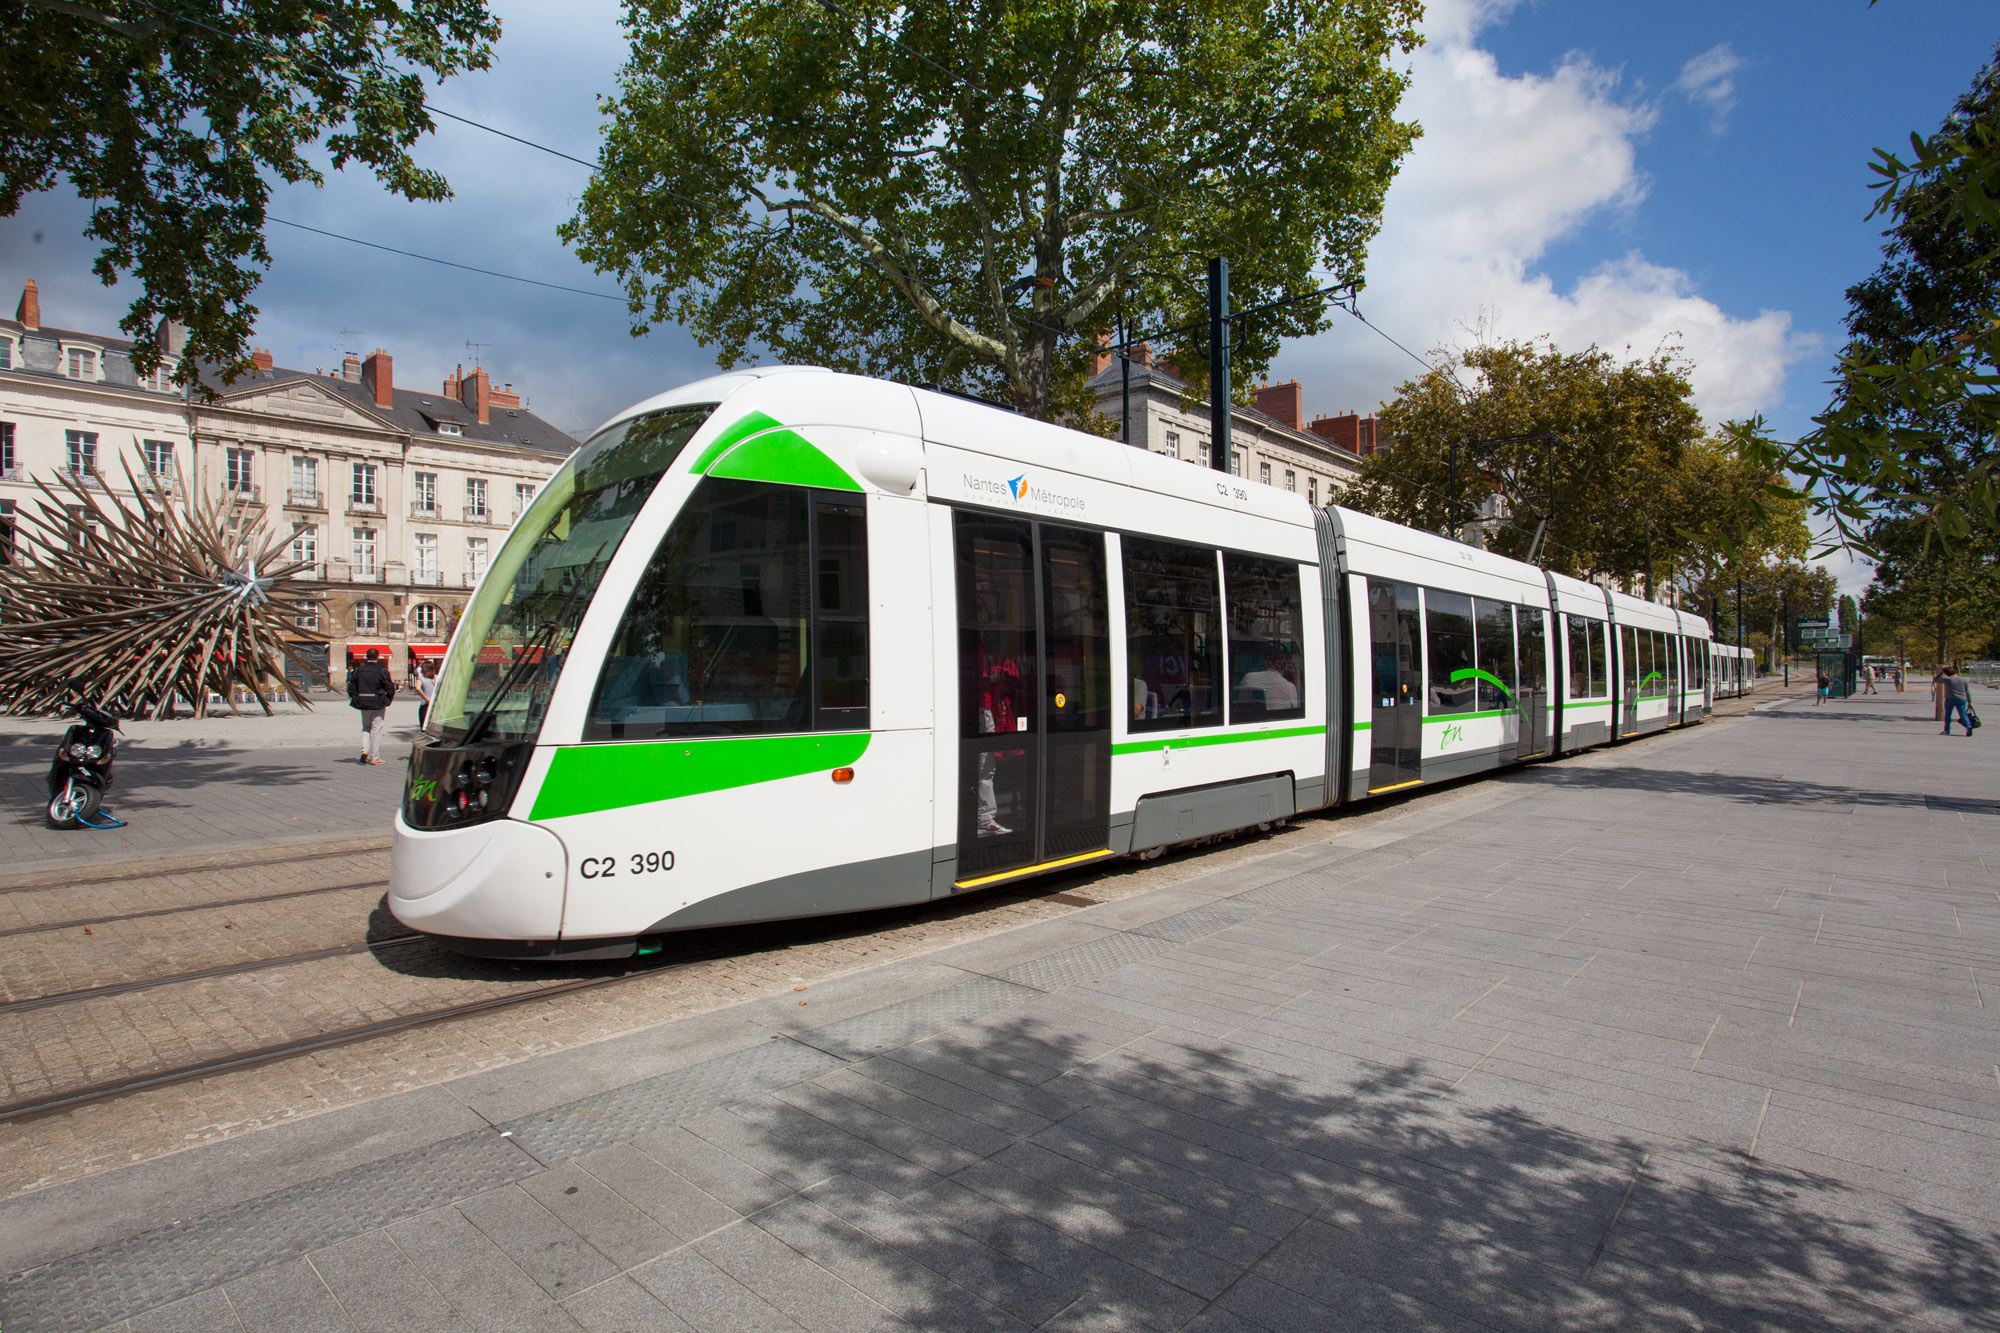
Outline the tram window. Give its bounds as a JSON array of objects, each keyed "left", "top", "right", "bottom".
[
  {"left": 1621, "top": 626, "right": 1639, "bottom": 699},
  {"left": 1472, "top": 598, "right": 1516, "bottom": 710},
  {"left": 1587, "top": 620, "right": 1608, "bottom": 697},
  {"left": 812, "top": 499, "right": 870, "bottom": 728},
  {"left": 1566, "top": 616, "right": 1590, "bottom": 698},
  {"left": 1224, "top": 553, "right": 1305, "bottom": 722},
  {"left": 1125, "top": 537, "right": 1222, "bottom": 732},
  {"left": 1518, "top": 606, "right": 1547, "bottom": 695},
  {"left": 1425, "top": 589, "right": 1477, "bottom": 715},
  {"left": 585, "top": 478, "right": 859, "bottom": 738},
  {"left": 1667, "top": 634, "right": 1681, "bottom": 696}
]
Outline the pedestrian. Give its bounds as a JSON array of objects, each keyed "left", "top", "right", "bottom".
[
  {"left": 346, "top": 648, "right": 396, "bottom": 765},
  {"left": 413, "top": 658, "right": 437, "bottom": 730},
  {"left": 1815, "top": 668, "right": 1829, "bottom": 705},
  {"left": 1862, "top": 665, "right": 1878, "bottom": 695},
  {"left": 1941, "top": 665, "right": 1976, "bottom": 736}
]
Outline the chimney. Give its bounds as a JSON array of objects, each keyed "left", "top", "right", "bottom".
[
  {"left": 361, "top": 348, "right": 393, "bottom": 407},
  {"left": 155, "top": 316, "right": 188, "bottom": 359},
  {"left": 1254, "top": 380, "right": 1304, "bottom": 430},
  {"left": 489, "top": 380, "right": 521, "bottom": 409},
  {"left": 251, "top": 348, "right": 273, "bottom": 372},
  {"left": 459, "top": 363, "right": 491, "bottom": 424},
  {"left": 340, "top": 352, "right": 361, "bottom": 382},
  {"left": 1309, "top": 412, "right": 1361, "bottom": 453},
  {"left": 16, "top": 280, "right": 39, "bottom": 330}
]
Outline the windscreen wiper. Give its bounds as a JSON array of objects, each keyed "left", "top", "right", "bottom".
[{"left": 462, "top": 545, "right": 605, "bottom": 745}]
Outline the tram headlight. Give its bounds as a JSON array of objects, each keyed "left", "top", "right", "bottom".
[{"left": 403, "top": 738, "right": 532, "bottom": 830}]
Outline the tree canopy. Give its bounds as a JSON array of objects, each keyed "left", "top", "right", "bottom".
[
  {"left": 0, "top": 0, "right": 501, "bottom": 384},
  {"left": 563, "top": 0, "right": 1423, "bottom": 420},
  {"left": 1338, "top": 338, "right": 1806, "bottom": 598},
  {"left": 1773, "top": 39, "right": 2000, "bottom": 551}
]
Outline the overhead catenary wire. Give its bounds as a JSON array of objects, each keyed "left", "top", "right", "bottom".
[{"left": 267, "top": 219, "right": 624, "bottom": 300}]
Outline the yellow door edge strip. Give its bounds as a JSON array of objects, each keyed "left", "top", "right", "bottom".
[
  {"left": 955, "top": 847, "right": 1115, "bottom": 890},
  {"left": 1367, "top": 779, "right": 1424, "bottom": 794}
]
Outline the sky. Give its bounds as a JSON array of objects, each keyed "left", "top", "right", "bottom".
[{"left": 3, "top": 0, "right": 1994, "bottom": 593}]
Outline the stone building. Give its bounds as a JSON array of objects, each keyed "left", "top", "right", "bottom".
[
  {"left": 0, "top": 279, "right": 578, "bottom": 688},
  {"left": 1087, "top": 348, "right": 1383, "bottom": 505}
]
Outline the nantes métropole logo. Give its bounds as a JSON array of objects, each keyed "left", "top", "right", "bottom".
[{"left": 1007, "top": 475, "right": 1028, "bottom": 502}]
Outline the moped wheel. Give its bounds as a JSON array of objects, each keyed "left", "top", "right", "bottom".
[{"left": 47, "top": 781, "right": 85, "bottom": 829}]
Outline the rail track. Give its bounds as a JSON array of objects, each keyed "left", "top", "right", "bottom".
[{"left": 0, "top": 878, "right": 388, "bottom": 941}]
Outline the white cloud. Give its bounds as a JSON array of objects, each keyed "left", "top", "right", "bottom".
[
  {"left": 1675, "top": 42, "right": 1743, "bottom": 135},
  {"left": 1276, "top": 4, "right": 1809, "bottom": 428}
]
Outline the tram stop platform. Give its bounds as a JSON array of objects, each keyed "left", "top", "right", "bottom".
[{"left": 2, "top": 690, "right": 1996, "bottom": 1332}]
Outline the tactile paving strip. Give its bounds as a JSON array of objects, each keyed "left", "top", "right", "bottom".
[
  {"left": 994, "top": 931, "right": 1179, "bottom": 992},
  {"left": 1126, "top": 899, "right": 1259, "bottom": 944},
  {"left": 1, "top": 1132, "right": 535, "bottom": 1333},
  {"left": 786, "top": 976, "right": 1039, "bottom": 1060}
]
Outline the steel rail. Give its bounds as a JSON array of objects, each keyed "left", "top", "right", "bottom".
[
  {"left": 0, "top": 843, "right": 388, "bottom": 896},
  {"left": 0, "top": 934, "right": 427, "bottom": 1016},
  {"left": 0, "top": 971, "right": 639, "bottom": 1125},
  {"left": 0, "top": 878, "right": 389, "bottom": 941}
]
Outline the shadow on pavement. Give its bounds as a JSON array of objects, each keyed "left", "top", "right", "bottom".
[{"left": 709, "top": 1018, "right": 2000, "bottom": 1331}]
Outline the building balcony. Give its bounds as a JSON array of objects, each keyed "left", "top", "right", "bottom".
[
  {"left": 410, "top": 503, "right": 439, "bottom": 519},
  {"left": 350, "top": 568, "right": 381, "bottom": 584},
  {"left": 411, "top": 569, "right": 443, "bottom": 587},
  {"left": 66, "top": 466, "right": 106, "bottom": 488},
  {"left": 461, "top": 508, "right": 493, "bottom": 525},
  {"left": 2, "top": 465, "right": 23, "bottom": 481},
  {"left": 290, "top": 562, "right": 325, "bottom": 580},
  {"left": 221, "top": 482, "right": 259, "bottom": 501},
  {"left": 348, "top": 497, "right": 383, "bottom": 516},
  {"left": 462, "top": 571, "right": 486, "bottom": 588},
  {"left": 286, "top": 487, "right": 324, "bottom": 510}
]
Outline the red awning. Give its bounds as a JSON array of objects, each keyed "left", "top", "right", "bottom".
[
  {"left": 345, "top": 642, "right": 391, "bottom": 663},
  {"left": 408, "top": 644, "right": 448, "bottom": 659}
]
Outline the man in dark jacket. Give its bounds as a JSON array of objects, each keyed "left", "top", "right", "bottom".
[{"left": 347, "top": 648, "right": 397, "bottom": 765}]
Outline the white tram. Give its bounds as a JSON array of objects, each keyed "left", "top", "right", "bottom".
[
  {"left": 1711, "top": 642, "right": 1758, "bottom": 699},
  {"left": 391, "top": 368, "right": 1716, "bottom": 959}
]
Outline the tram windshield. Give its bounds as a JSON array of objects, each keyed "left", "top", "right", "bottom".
[{"left": 430, "top": 405, "right": 716, "bottom": 743}]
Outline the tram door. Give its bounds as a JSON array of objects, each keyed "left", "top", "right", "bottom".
[
  {"left": 1367, "top": 578, "right": 1423, "bottom": 791},
  {"left": 953, "top": 512, "right": 1111, "bottom": 882},
  {"left": 1619, "top": 625, "right": 1640, "bottom": 735},
  {"left": 1517, "top": 606, "right": 1550, "bottom": 757}
]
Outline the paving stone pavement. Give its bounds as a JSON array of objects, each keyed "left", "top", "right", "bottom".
[{"left": 2, "top": 692, "right": 1996, "bottom": 1332}]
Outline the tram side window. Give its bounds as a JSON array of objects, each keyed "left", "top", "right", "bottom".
[
  {"left": 1125, "top": 537, "right": 1222, "bottom": 732},
  {"left": 1518, "top": 606, "right": 1547, "bottom": 696},
  {"left": 1224, "top": 553, "right": 1305, "bottom": 723},
  {"left": 584, "top": 477, "right": 867, "bottom": 739},
  {"left": 1588, "top": 620, "right": 1608, "bottom": 697},
  {"left": 1668, "top": 634, "right": 1682, "bottom": 696},
  {"left": 1472, "top": 597, "right": 1516, "bottom": 710},
  {"left": 1425, "top": 590, "right": 1477, "bottom": 715},
  {"left": 1566, "top": 616, "right": 1591, "bottom": 698},
  {"left": 1621, "top": 626, "right": 1640, "bottom": 699}
]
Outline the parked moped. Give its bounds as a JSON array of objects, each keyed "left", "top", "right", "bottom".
[{"left": 47, "top": 693, "right": 120, "bottom": 829}]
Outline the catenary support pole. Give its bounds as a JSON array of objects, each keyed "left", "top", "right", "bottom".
[{"left": 1208, "top": 257, "right": 1230, "bottom": 474}]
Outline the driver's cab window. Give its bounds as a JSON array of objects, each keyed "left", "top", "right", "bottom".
[{"left": 585, "top": 477, "right": 868, "bottom": 739}]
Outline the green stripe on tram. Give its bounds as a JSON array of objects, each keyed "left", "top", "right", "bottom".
[
  {"left": 1112, "top": 724, "right": 1324, "bottom": 756},
  {"left": 691, "top": 411, "right": 862, "bottom": 492},
  {"left": 532, "top": 732, "right": 871, "bottom": 820},
  {"left": 1448, "top": 667, "right": 1513, "bottom": 699}
]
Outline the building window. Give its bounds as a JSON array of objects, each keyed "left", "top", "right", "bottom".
[
  {"left": 291, "top": 456, "right": 318, "bottom": 503},
  {"left": 1162, "top": 430, "right": 1181, "bottom": 460},
  {"left": 354, "top": 600, "right": 381, "bottom": 632},
  {"left": 1258, "top": 461, "right": 1271, "bottom": 485},
  {"left": 0, "top": 499, "right": 14, "bottom": 565},
  {"left": 1284, "top": 469, "right": 1295, "bottom": 493},
  {"left": 1308, "top": 477, "right": 1318, "bottom": 506},
  {"left": 66, "top": 347, "right": 98, "bottom": 379},
  {"left": 352, "top": 526, "right": 377, "bottom": 576},
  {"left": 351, "top": 462, "right": 377, "bottom": 509},
  {"left": 436, "top": 421, "right": 462, "bottom": 436},
  {"left": 294, "top": 601, "right": 322, "bottom": 630},
  {"left": 465, "top": 477, "right": 488, "bottom": 521},
  {"left": 0, "top": 421, "right": 14, "bottom": 475},
  {"left": 413, "top": 532, "right": 438, "bottom": 583},
  {"left": 225, "top": 447, "right": 256, "bottom": 493},
  {"left": 412, "top": 471, "right": 437, "bottom": 515},
  {"left": 412, "top": 603, "right": 440, "bottom": 636},
  {"left": 0, "top": 338, "right": 13, "bottom": 369},
  {"left": 1230, "top": 450, "right": 1242, "bottom": 477},
  {"left": 514, "top": 481, "right": 535, "bottom": 520},
  {"left": 65, "top": 430, "right": 97, "bottom": 476},
  {"left": 291, "top": 524, "right": 318, "bottom": 566},
  {"left": 466, "top": 536, "right": 488, "bottom": 582},
  {"left": 143, "top": 439, "right": 175, "bottom": 482}
]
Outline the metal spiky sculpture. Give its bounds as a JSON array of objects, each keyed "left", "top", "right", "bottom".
[{"left": 0, "top": 461, "right": 329, "bottom": 717}]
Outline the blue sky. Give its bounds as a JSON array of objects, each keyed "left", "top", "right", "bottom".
[{"left": 2, "top": 0, "right": 1993, "bottom": 588}]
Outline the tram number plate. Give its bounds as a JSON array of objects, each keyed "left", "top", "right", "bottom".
[{"left": 578, "top": 852, "right": 675, "bottom": 879}]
